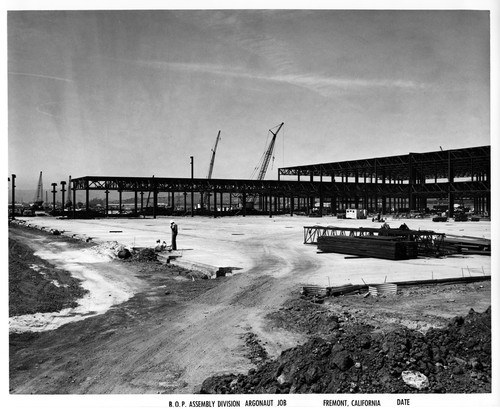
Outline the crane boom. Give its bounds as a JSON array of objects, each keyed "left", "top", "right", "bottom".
[
  {"left": 207, "top": 130, "right": 221, "bottom": 179},
  {"left": 201, "top": 131, "right": 222, "bottom": 210},
  {"left": 256, "top": 122, "right": 284, "bottom": 180}
]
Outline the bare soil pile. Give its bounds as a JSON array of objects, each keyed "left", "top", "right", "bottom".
[
  {"left": 131, "top": 247, "right": 159, "bottom": 262},
  {"left": 200, "top": 306, "right": 491, "bottom": 394}
]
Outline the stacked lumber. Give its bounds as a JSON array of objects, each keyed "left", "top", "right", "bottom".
[
  {"left": 400, "top": 241, "right": 419, "bottom": 258},
  {"left": 317, "top": 235, "right": 417, "bottom": 260}
]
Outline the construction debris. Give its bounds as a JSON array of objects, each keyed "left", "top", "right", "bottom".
[{"left": 302, "top": 275, "right": 490, "bottom": 300}]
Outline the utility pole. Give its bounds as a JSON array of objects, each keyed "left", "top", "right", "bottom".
[
  {"left": 190, "top": 156, "right": 194, "bottom": 217},
  {"left": 10, "top": 174, "right": 16, "bottom": 219}
]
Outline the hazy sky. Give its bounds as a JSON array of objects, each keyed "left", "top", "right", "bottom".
[{"left": 7, "top": 8, "right": 491, "bottom": 189}]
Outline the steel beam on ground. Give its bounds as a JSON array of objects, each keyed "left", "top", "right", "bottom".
[{"left": 303, "top": 225, "right": 446, "bottom": 256}]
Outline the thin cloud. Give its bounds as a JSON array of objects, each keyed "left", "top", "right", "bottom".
[
  {"left": 9, "top": 72, "right": 73, "bottom": 83},
  {"left": 134, "top": 59, "right": 426, "bottom": 95},
  {"left": 273, "top": 73, "right": 425, "bottom": 93}
]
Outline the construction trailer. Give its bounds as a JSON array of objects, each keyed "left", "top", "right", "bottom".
[{"left": 345, "top": 209, "right": 367, "bottom": 219}]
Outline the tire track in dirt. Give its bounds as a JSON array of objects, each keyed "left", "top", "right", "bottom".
[
  {"left": 10, "top": 224, "right": 323, "bottom": 393},
  {"left": 84, "top": 232, "right": 320, "bottom": 393}
]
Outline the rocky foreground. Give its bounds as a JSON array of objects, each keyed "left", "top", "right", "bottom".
[{"left": 201, "top": 307, "right": 491, "bottom": 394}]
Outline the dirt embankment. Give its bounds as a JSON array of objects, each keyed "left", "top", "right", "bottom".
[
  {"left": 9, "top": 225, "right": 224, "bottom": 394},
  {"left": 9, "top": 228, "right": 89, "bottom": 316},
  {"left": 200, "top": 287, "right": 491, "bottom": 394}
]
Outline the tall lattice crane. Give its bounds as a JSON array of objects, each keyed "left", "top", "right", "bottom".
[
  {"left": 207, "top": 130, "right": 221, "bottom": 179},
  {"left": 253, "top": 122, "right": 284, "bottom": 180},
  {"left": 202, "top": 131, "right": 221, "bottom": 209}
]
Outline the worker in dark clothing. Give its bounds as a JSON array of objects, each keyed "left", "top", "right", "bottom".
[{"left": 170, "top": 220, "right": 178, "bottom": 250}]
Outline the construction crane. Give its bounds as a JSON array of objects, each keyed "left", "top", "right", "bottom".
[
  {"left": 207, "top": 130, "right": 221, "bottom": 179},
  {"left": 239, "top": 122, "right": 284, "bottom": 211},
  {"left": 202, "top": 131, "right": 221, "bottom": 209},
  {"left": 33, "top": 171, "right": 44, "bottom": 208},
  {"left": 253, "top": 122, "right": 284, "bottom": 180}
]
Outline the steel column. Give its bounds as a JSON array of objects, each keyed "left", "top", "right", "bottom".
[
  {"left": 51, "top": 182, "right": 57, "bottom": 214},
  {"left": 60, "top": 181, "right": 66, "bottom": 216}
]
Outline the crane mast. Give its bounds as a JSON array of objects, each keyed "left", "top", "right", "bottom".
[
  {"left": 201, "top": 131, "right": 221, "bottom": 210},
  {"left": 207, "top": 130, "right": 221, "bottom": 179},
  {"left": 256, "top": 122, "right": 284, "bottom": 180}
]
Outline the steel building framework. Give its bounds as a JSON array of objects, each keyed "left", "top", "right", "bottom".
[
  {"left": 278, "top": 145, "right": 490, "bottom": 217},
  {"left": 68, "top": 145, "right": 490, "bottom": 218}
]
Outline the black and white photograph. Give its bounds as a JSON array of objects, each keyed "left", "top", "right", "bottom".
[{"left": 4, "top": 1, "right": 499, "bottom": 408}]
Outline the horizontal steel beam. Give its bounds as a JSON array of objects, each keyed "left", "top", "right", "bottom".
[
  {"left": 279, "top": 145, "right": 490, "bottom": 180},
  {"left": 70, "top": 176, "right": 490, "bottom": 199}
]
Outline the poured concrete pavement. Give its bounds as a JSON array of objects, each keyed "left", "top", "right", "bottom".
[{"left": 14, "top": 215, "right": 492, "bottom": 287}]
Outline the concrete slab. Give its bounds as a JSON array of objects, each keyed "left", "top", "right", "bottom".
[{"left": 13, "top": 215, "right": 492, "bottom": 288}]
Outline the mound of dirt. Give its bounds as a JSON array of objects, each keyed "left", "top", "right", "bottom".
[
  {"left": 200, "top": 307, "right": 491, "bottom": 394},
  {"left": 131, "top": 247, "right": 159, "bottom": 262}
]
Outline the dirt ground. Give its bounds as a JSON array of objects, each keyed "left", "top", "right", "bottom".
[
  {"left": 8, "top": 222, "right": 492, "bottom": 396},
  {"left": 9, "top": 233, "right": 89, "bottom": 317},
  {"left": 202, "top": 287, "right": 491, "bottom": 394}
]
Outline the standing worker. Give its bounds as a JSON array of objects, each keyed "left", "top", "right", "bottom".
[{"left": 170, "top": 220, "right": 178, "bottom": 250}]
